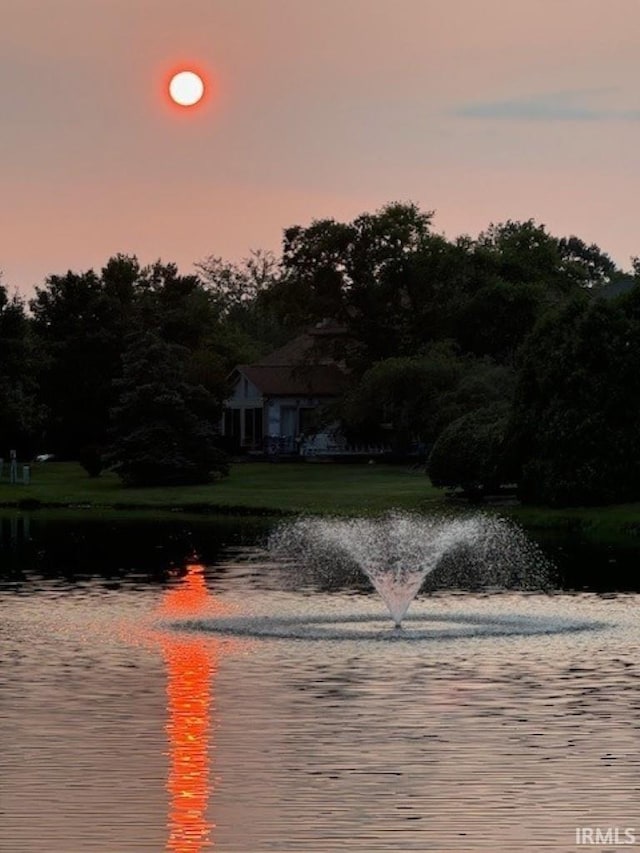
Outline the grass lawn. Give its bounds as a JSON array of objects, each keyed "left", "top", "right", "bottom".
[
  {"left": 0, "top": 461, "right": 444, "bottom": 516},
  {"left": 2, "top": 462, "right": 640, "bottom": 544}
]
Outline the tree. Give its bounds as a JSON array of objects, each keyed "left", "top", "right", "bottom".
[
  {"left": 557, "top": 236, "right": 617, "bottom": 290},
  {"left": 108, "top": 330, "right": 228, "bottom": 486},
  {"left": 136, "top": 258, "right": 262, "bottom": 394},
  {"left": 101, "top": 253, "right": 140, "bottom": 307},
  {"left": 195, "top": 249, "right": 289, "bottom": 359},
  {"left": 137, "top": 260, "right": 214, "bottom": 349},
  {"left": 195, "top": 249, "right": 278, "bottom": 316},
  {"left": 0, "top": 281, "right": 42, "bottom": 455},
  {"left": 30, "top": 263, "right": 136, "bottom": 456},
  {"left": 475, "top": 220, "right": 569, "bottom": 289},
  {"left": 509, "top": 294, "right": 640, "bottom": 505},
  {"left": 455, "top": 277, "right": 548, "bottom": 363},
  {"left": 278, "top": 202, "right": 439, "bottom": 369},
  {"left": 275, "top": 210, "right": 625, "bottom": 371},
  {"left": 338, "top": 344, "right": 514, "bottom": 452},
  {"left": 338, "top": 345, "right": 466, "bottom": 451},
  {"left": 29, "top": 256, "right": 231, "bottom": 458},
  {"left": 455, "top": 221, "right": 624, "bottom": 362}
]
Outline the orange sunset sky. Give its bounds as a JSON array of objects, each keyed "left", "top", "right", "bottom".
[{"left": 2, "top": 0, "right": 639, "bottom": 296}]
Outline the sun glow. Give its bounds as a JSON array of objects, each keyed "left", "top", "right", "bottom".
[{"left": 169, "top": 70, "right": 205, "bottom": 107}]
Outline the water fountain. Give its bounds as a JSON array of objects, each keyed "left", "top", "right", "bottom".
[
  {"left": 268, "top": 512, "right": 551, "bottom": 628},
  {"left": 172, "top": 511, "right": 602, "bottom": 642}
]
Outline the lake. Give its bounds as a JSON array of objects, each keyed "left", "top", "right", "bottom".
[{"left": 2, "top": 513, "right": 639, "bottom": 851}]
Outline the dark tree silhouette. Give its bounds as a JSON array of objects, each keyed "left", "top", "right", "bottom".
[{"left": 108, "top": 330, "right": 228, "bottom": 486}]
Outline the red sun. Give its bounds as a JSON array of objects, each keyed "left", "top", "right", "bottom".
[{"left": 169, "top": 70, "right": 205, "bottom": 106}]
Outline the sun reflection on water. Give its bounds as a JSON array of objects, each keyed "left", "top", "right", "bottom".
[{"left": 159, "top": 565, "right": 216, "bottom": 852}]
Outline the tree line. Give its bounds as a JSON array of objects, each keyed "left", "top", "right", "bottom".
[{"left": 1, "top": 202, "right": 639, "bottom": 503}]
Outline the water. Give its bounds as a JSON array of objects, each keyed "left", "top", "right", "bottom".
[{"left": 2, "top": 515, "right": 640, "bottom": 851}]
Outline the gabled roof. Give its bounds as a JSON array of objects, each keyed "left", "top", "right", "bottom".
[
  {"left": 237, "top": 363, "right": 347, "bottom": 397},
  {"left": 232, "top": 322, "right": 348, "bottom": 397}
]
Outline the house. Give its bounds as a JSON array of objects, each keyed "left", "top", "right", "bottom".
[{"left": 222, "top": 323, "right": 349, "bottom": 455}]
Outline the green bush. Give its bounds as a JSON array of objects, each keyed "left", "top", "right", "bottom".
[
  {"left": 78, "top": 445, "right": 104, "bottom": 478},
  {"left": 428, "top": 404, "right": 509, "bottom": 498}
]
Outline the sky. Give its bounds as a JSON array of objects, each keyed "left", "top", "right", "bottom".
[{"left": 2, "top": 0, "right": 639, "bottom": 296}]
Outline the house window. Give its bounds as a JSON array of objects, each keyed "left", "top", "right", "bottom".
[
  {"left": 224, "top": 408, "right": 241, "bottom": 437},
  {"left": 280, "top": 406, "right": 298, "bottom": 438},
  {"left": 243, "top": 377, "right": 249, "bottom": 397},
  {"left": 298, "top": 407, "right": 317, "bottom": 434},
  {"left": 243, "top": 408, "right": 263, "bottom": 447}
]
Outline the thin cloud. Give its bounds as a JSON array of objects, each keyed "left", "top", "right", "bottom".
[{"left": 455, "top": 92, "right": 640, "bottom": 122}]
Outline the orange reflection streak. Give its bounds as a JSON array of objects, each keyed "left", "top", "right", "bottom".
[{"left": 159, "top": 565, "right": 216, "bottom": 852}]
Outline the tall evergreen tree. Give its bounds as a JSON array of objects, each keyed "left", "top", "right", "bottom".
[{"left": 108, "top": 330, "right": 228, "bottom": 486}]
